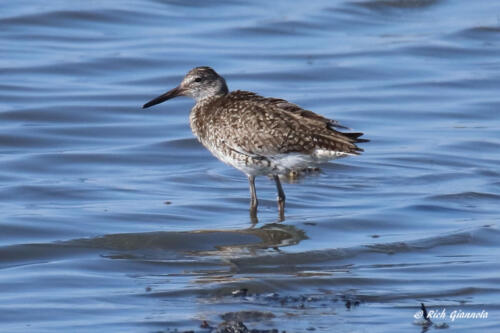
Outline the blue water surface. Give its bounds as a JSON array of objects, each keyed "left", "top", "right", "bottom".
[{"left": 1, "top": 0, "right": 500, "bottom": 332}]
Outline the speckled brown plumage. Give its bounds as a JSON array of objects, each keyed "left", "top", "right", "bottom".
[
  {"left": 190, "top": 90, "right": 364, "bottom": 173},
  {"left": 143, "top": 66, "right": 368, "bottom": 220}
]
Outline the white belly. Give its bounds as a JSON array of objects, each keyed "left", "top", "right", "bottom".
[{"left": 215, "top": 149, "right": 351, "bottom": 176}]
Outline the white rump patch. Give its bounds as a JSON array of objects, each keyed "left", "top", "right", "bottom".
[
  {"left": 312, "top": 149, "right": 353, "bottom": 162},
  {"left": 270, "top": 153, "right": 315, "bottom": 171},
  {"left": 269, "top": 149, "right": 351, "bottom": 173}
]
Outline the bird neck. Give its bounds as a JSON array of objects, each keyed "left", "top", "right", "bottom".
[
  {"left": 194, "top": 80, "right": 229, "bottom": 103},
  {"left": 194, "top": 93, "right": 224, "bottom": 108}
]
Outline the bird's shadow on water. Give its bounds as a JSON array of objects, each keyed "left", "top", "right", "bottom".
[
  {"left": 0, "top": 221, "right": 308, "bottom": 270},
  {"left": 61, "top": 221, "right": 308, "bottom": 261}
]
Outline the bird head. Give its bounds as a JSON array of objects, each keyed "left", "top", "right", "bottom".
[{"left": 143, "top": 66, "right": 228, "bottom": 108}]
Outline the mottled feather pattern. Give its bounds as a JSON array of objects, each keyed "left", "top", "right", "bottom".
[{"left": 190, "top": 90, "right": 365, "bottom": 174}]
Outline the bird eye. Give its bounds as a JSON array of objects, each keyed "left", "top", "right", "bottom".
[{"left": 194, "top": 77, "right": 202, "bottom": 82}]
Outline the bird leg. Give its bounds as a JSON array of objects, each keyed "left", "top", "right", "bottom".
[
  {"left": 273, "top": 175, "right": 286, "bottom": 220},
  {"left": 248, "top": 175, "right": 258, "bottom": 219}
]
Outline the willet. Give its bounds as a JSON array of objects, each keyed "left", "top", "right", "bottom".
[{"left": 143, "top": 66, "right": 367, "bottom": 220}]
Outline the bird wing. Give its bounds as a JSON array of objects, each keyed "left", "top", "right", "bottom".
[
  {"left": 264, "top": 97, "right": 350, "bottom": 130},
  {"left": 227, "top": 91, "right": 349, "bottom": 130},
  {"left": 209, "top": 91, "right": 363, "bottom": 158}
]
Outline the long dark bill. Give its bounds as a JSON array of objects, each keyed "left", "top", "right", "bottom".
[{"left": 142, "top": 86, "right": 184, "bottom": 109}]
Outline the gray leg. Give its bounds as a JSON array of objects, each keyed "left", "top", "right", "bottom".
[
  {"left": 248, "top": 175, "right": 258, "bottom": 218},
  {"left": 273, "top": 175, "right": 285, "bottom": 220}
]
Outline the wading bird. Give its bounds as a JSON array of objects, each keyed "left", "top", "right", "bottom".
[{"left": 143, "top": 67, "right": 367, "bottom": 220}]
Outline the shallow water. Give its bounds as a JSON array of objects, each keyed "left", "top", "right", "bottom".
[{"left": 1, "top": 0, "right": 500, "bottom": 332}]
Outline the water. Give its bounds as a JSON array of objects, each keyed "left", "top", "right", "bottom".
[{"left": 1, "top": 0, "right": 500, "bottom": 332}]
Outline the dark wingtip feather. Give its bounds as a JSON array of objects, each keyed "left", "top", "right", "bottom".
[
  {"left": 355, "top": 138, "right": 370, "bottom": 143},
  {"left": 342, "top": 132, "right": 370, "bottom": 143},
  {"left": 328, "top": 121, "right": 350, "bottom": 130}
]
